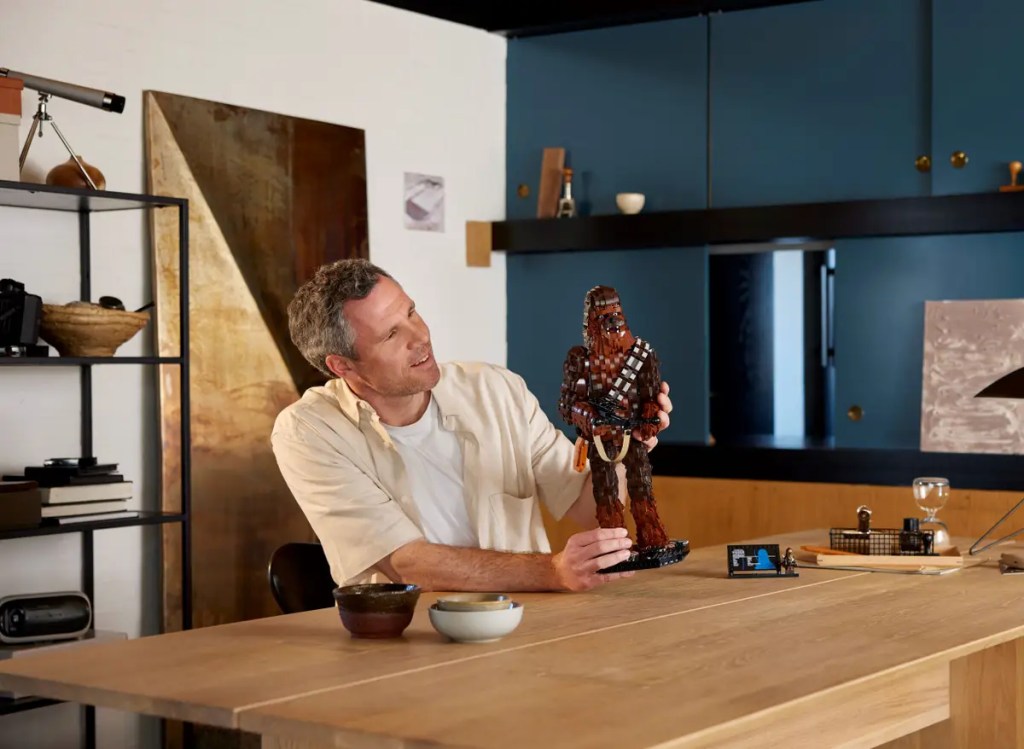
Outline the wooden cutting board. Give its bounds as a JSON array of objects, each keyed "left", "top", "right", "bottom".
[
  {"left": 816, "top": 554, "right": 964, "bottom": 569},
  {"left": 537, "top": 147, "right": 565, "bottom": 218}
]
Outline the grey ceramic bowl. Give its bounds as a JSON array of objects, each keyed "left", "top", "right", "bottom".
[
  {"left": 332, "top": 583, "right": 421, "bottom": 639},
  {"left": 428, "top": 602, "right": 524, "bottom": 643},
  {"left": 435, "top": 593, "right": 512, "bottom": 612}
]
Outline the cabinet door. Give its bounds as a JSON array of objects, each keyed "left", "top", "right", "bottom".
[
  {"left": 932, "top": 0, "right": 1024, "bottom": 195},
  {"left": 833, "top": 233, "right": 1024, "bottom": 449},
  {"left": 711, "top": 0, "right": 929, "bottom": 207},
  {"left": 506, "top": 17, "right": 708, "bottom": 219},
  {"left": 507, "top": 247, "right": 709, "bottom": 445}
]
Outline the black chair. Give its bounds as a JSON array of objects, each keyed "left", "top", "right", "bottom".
[{"left": 267, "top": 542, "right": 336, "bottom": 614}]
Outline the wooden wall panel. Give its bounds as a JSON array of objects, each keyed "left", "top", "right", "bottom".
[{"left": 543, "top": 476, "right": 1024, "bottom": 554}]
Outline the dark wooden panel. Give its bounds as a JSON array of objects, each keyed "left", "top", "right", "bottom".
[
  {"left": 493, "top": 191, "right": 1024, "bottom": 253},
  {"left": 150, "top": 92, "right": 367, "bottom": 395},
  {"left": 369, "top": 0, "right": 818, "bottom": 37},
  {"left": 145, "top": 92, "right": 367, "bottom": 638}
]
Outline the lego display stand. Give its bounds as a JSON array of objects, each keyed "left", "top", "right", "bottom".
[{"left": 602, "top": 539, "right": 690, "bottom": 575}]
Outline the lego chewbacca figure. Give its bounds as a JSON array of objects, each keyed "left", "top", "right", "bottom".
[{"left": 559, "top": 286, "right": 686, "bottom": 568}]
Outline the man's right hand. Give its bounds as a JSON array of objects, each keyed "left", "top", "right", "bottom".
[{"left": 552, "top": 527, "right": 636, "bottom": 592}]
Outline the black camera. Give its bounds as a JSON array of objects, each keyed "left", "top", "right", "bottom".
[{"left": 0, "top": 278, "right": 43, "bottom": 352}]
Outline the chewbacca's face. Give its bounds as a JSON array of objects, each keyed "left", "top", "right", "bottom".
[{"left": 584, "top": 287, "right": 630, "bottom": 348}]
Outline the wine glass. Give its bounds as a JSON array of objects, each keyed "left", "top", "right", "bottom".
[{"left": 913, "top": 476, "right": 951, "bottom": 551}]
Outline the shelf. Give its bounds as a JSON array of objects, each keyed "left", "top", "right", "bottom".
[
  {"left": 369, "top": 0, "right": 816, "bottom": 37},
  {"left": 651, "top": 442, "right": 1024, "bottom": 491},
  {"left": 0, "top": 695, "right": 64, "bottom": 716},
  {"left": 0, "top": 180, "right": 186, "bottom": 213},
  {"left": 493, "top": 190, "right": 1024, "bottom": 253},
  {"left": 0, "top": 356, "right": 182, "bottom": 366},
  {"left": 0, "top": 512, "right": 186, "bottom": 540}
]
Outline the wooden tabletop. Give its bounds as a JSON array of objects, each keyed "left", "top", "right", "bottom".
[{"left": 0, "top": 530, "right": 1021, "bottom": 748}]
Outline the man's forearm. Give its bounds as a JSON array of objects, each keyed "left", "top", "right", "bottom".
[{"left": 380, "top": 540, "right": 562, "bottom": 592}]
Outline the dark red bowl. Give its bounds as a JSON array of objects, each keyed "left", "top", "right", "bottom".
[{"left": 332, "top": 583, "right": 421, "bottom": 639}]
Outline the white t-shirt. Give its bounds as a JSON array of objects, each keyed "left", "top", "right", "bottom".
[{"left": 383, "top": 397, "right": 478, "bottom": 548}]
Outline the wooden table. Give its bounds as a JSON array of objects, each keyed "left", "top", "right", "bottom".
[{"left": 1, "top": 531, "right": 1023, "bottom": 749}]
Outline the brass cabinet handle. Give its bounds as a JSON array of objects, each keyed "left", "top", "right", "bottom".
[
  {"left": 915, "top": 155, "right": 932, "bottom": 172},
  {"left": 951, "top": 151, "right": 969, "bottom": 169},
  {"left": 847, "top": 405, "right": 864, "bottom": 422}
]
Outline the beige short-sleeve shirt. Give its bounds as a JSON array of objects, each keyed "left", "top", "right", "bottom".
[{"left": 270, "top": 362, "right": 588, "bottom": 586}]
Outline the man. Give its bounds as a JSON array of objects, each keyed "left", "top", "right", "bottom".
[{"left": 271, "top": 259, "right": 673, "bottom": 592}]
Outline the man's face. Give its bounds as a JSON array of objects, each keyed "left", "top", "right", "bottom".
[{"left": 339, "top": 277, "right": 440, "bottom": 398}]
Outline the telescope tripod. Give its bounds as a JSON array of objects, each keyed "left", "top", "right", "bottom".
[{"left": 19, "top": 92, "right": 98, "bottom": 190}]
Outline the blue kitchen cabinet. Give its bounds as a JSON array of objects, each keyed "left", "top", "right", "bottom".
[
  {"left": 833, "top": 232, "right": 1024, "bottom": 449},
  {"left": 506, "top": 17, "right": 708, "bottom": 219},
  {"left": 710, "top": 0, "right": 929, "bottom": 207},
  {"left": 931, "top": 0, "right": 1024, "bottom": 195}
]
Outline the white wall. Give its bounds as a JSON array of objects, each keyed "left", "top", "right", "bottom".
[{"left": 0, "top": 1, "right": 507, "bottom": 746}]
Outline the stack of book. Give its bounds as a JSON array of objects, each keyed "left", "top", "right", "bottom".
[{"left": 3, "top": 459, "right": 136, "bottom": 525}]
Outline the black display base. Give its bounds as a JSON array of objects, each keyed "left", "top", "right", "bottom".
[{"left": 602, "top": 539, "right": 690, "bottom": 574}]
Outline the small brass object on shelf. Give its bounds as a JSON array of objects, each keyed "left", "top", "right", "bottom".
[
  {"left": 915, "top": 155, "right": 931, "bottom": 172},
  {"left": 999, "top": 161, "right": 1024, "bottom": 192},
  {"left": 951, "top": 151, "right": 969, "bottom": 169}
]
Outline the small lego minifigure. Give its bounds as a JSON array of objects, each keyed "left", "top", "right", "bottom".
[{"left": 780, "top": 547, "right": 797, "bottom": 576}]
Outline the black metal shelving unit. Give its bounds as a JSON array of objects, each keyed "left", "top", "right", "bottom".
[{"left": 0, "top": 179, "right": 191, "bottom": 749}]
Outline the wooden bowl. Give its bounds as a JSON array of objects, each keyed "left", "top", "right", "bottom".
[
  {"left": 332, "top": 583, "right": 421, "bottom": 639},
  {"left": 39, "top": 303, "right": 150, "bottom": 357}
]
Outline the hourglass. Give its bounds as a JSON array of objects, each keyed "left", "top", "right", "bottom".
[{"left": 913, "top": 477, "right": 951, "bottom": 551}]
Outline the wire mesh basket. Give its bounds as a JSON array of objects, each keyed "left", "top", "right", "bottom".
[{"left": 829, "top": 527, "right": 936, "bottom": 556}]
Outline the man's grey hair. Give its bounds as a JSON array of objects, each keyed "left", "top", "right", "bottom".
[{"left": 287, "top": 258, "right": 393, "bottom": 376}]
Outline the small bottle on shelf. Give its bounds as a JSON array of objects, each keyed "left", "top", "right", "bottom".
[{"left": 556, "top": 168, "right": 576, "bottom": 219}]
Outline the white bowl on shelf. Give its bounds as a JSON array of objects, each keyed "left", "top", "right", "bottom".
[
  {"left": 428, "top": 602, "right": 524, "bottom": 643},
  {"left": 616, "top": 192, "right": 646, "bottom": 215}
]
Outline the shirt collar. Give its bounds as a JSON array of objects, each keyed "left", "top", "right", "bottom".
[{"left": 326, "top": 364, "right": 464, "bottom": 430}]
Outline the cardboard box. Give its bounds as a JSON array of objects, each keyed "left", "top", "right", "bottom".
[
  {"left": 0, "top": 113, "right": 20, "bottom": 181},
  {"left": 0, "top": 77, "right": 23, "bottom": 117}
]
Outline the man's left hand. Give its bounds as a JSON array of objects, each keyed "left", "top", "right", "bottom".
[{"left": 633, "top": 381, "right": 672, "bottom": 452}]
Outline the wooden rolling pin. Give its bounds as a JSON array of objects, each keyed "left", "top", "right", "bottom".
[{"left": 800, "top": 545, "right": 857, "bottom": 556}]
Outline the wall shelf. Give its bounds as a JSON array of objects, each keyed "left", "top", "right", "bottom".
[
  {"left": 651, "top": 442, "right": 1024, "bottom": 491},
  {"left": 492, "top": 190, "right": 1024, "bottom": 253},
  {"left": 0, "top": 357, "right": 182, "bottom": 366},
  {"left": 0, "top": 180, "right": 185, "bottom": 212},
  {"left": 0, "top": 512, "right": 186, "bottom": 541},
  {"left": 0, "top": 696, "right": 63, "bottom": 716}
]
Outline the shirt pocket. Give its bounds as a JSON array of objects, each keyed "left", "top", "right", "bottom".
[{"left": 480, "top": 492, "right": 549, "bottom": 554}]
